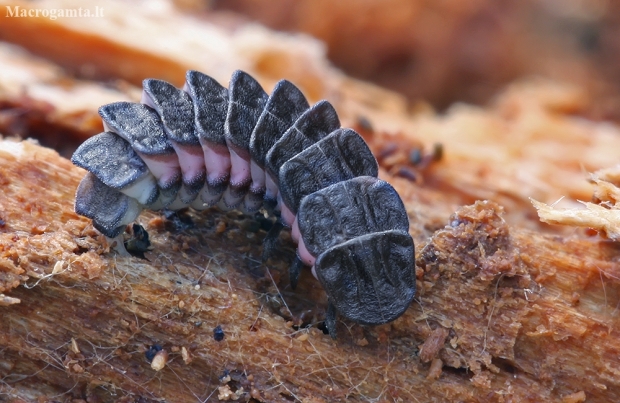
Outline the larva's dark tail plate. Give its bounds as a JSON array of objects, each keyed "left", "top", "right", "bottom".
[
  {"left": 265, "top": 100, "right": 340, "bottom": 182},
  {"left": 250, "top": 80, "right": 309, "bottom": 167},
  {"left": 142, "top": 79, "right": 199, "bottom": 146},
  {"left": 75, "top": 173, "right": 141, "bottom": 238},
  {"left": 72, "top": 132, "right": 150, "bottom": 190},
  {"left": 98, "top": 102, "right": 175, "bottom": 156},
  {"left": 185, "top": 70, "right": 229, "bottom": 147},
  {"left": 278, "top": 128, "right": 378, "bottom": 215},
  {"left": 225, "top": 70, "right": 268, "bottom": 157},
  {"left": 297, "top": 176, "right": 409, "bottom": 257},
  {"left": 314, "top": 230, "right": 416, "bottom": 325}
]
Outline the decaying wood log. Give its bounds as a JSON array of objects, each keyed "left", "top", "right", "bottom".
[
  {"left": 2, "top": 138, "right": 620, "bottom": 402},
  {"left": 1, "top": 0, "right": 620, "bottom": 402}
]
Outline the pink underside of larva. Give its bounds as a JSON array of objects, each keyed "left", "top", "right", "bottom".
[
  {"left": 279, "top": 197, "right": 296, "bottom": 228},
  {"left": 228, "top": 146, "right": 251, "bottom": 187},
  {"left": 297, "top": 235, "right": 317, "bottom": 269},
  {"left": 136, "top": 152, "right": 181, "bottom": 189},
  {"left": 171, "top": 142, "right": 205, "bottom": 184},
  {"left": 141, "top": 91, "right": 157, "bottom": 110},
  {"left": 201, "top": 142, "right": 231, "bottom": 185},
  {"left": 250, "top": 159, "right": 266, "bottom": 192},
  {"left": 291, "top": 218, "right": 300, "bottom": 243},
  {"left": 219, "top": 146, "right": 251, "bottom": 208},
  {"left": 264, "top": 173, "right": 279, "bottom": 202}
]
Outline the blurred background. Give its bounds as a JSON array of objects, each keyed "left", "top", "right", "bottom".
[
  {"left": 1, "top": 0, "right": 618, "bottom": 213},
  {"left": 201, "top": 0, "right": 619, "bottom": 119}
]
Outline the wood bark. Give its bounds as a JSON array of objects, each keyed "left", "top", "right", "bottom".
[{"left": 0, "top": 1, "right": 620, "bottom": 402}]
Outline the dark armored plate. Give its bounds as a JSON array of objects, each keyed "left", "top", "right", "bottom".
[
  {"left": 297, "top": 176, "right": 409, "bottom": 257},
  {"left": 314, "top": 230, "right": 416, "bottom": 325},
  {"left": 142, "top": 79, "right": 199, "bottom": 146},
  {"left": 75, "top": 173, "right": 140, "bottom": 238},
  {"left": 278, "top": 128, "right": 378, "bottom": 214},
  {"left": 185, "top": 70, "right": 229, "bottom": 146},
  {"left": 225, "top": 70, "right": 268, "bottom": 156},
  {"left": 265, "top": 100, "right": 340, "bottom": 181},
  {"left": 98, "top": 102, "right": 175, "bottom": 156},
  {"left": 72, "top": 132, "right": 150, "bottom": 190},
  {"left": 249, "top": 79, "right": 309, "bottom": 167}
]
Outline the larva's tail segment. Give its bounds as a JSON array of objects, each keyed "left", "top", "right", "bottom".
[
  {"left": 74, "top": 173, "right": 143, "bottom": 238},
  {"left": 316, "top": 230, "right": 415, "bottom": 337},
  {"left": 71, "top": 69, "right": 416, "bottom": 337},
  {"left": 296, "top": 176, "right": 415, "bottom": 337}
]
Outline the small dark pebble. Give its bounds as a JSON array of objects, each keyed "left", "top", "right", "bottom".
[
  {"left": 0, "top": 218, "right": 5, "bottom": 227},
  {"left": 219, "top": 369, "right": 230, "bottom": 382},
  {"left": 356, "top": 115, "right": 373, "bottom": 133},
  {"left": 409, "top": 148, "right": 423, "bottom": 165},
  {"left": 145, "top": 344, "right": 163, "bottom": 363},
  {"left": 432, "top": 143, "right": 443, "bottom": 161},
  {"left": 396, "top": 167, "right": 418, "bottom": 182},
  {"left": 213, "top": 325, "right": 225, "bottom": 341},
  {"left": 377, "top": 143, "right": 398, "bottom": 160}
]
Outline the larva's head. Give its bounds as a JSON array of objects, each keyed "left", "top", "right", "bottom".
[{"left": 314, "top": 230, "right": 416, "bottom": 325}]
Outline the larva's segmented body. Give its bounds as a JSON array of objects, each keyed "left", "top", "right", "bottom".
[{"left": 72, "top": 70, "right": 416, "bottom": 337}]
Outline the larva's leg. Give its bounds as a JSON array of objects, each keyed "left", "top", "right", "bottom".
[
  {"left": 295, "top": 233, "right": 316, "bottom": 268},
  {"left": 325, "top": 301, "right": 338, "bottom": 339},
  {"left": 263, "top": 173, "right": 279, "bottom": 213},
  {"left": 262, "top": 220, "right": 284, "bottom": 262},
  {"left": 289, "top": 255, "right": 305, "bottom": 290}
]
